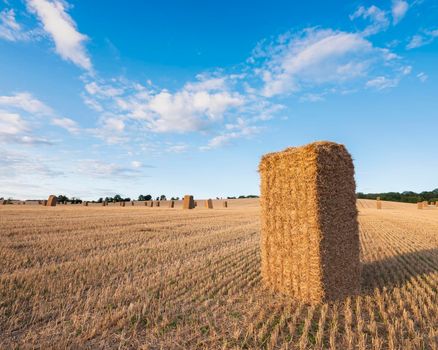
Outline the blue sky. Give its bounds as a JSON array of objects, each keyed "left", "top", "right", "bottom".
[{"left": 0, "top": 0, "right": 437, "bottom": 200}]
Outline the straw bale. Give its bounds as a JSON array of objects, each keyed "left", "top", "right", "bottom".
[
  {"left": 376, "top": 196, "right": 380, "bottom": 201},
  {"left": 259, "top": 141, "right": 360, "bottom": 303},
  {"left": 417, "top": 202, "right": 423, "bottom": 209},
  {"left": 436, "top": 202, "right": 438, "bottom": 207},
  {"left": 205, "top": 199, "right": 213, "bottom": 209},
  {"left": 376, "top": 200, "right": 382, "bottom": 209},
  {"left": 43, "top": 200, "right": 47, "bottom": 206},
  {"left": 47, "top": 195, "right": 57, "bottom": 207},
  {"left": 156, "top": 201, "right": 160, "bottom": 207},
  {"left": 1, "top": 200, "right": 6, "bottom": 205},
  {"left": 121, "top": 201, "right": 125, "bottom": 207},
  {"left": 183, "top": 195, "right": 195, "bottom": 209},
  {"left": 169, "top": 200, "right": 175, "bottom": 208},
  {"left": 223, "top": 201, "right": 228, "bottom": 208},
  {"left": 132, "top": 201, "right": 134, "bottom": 206}
]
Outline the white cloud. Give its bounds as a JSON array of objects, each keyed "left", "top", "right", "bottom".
[
  {"left": 51, "top": 117, "right": 79, "bottom": 134},
  {"left": 166, "top": 144, "right": 188, "bottom": 153},
  {"left": 103, "top": 117, "right": 125, "bottom": 132},
  {"left": 0, "top": 110, "right": 53, "bottom": 145},
  {"left": 0, "top": 111, "right": 28, "bottom": 135},
  {"left": 0, "top": 92, "right": 52, "bottom": 114},
  {"left": 365, "top": 76, "right": 399, "bottom": 90},
  {"left": 76, "top": 159, "right": 143, "bottom": 177},
  {"left": 257, "top": 29, "right": 377, "bottom": 97},
  {"left": 407, "top": 30, "right": 438, "bottom": 49},
  {"left": 417, "top": 72, "right": 428, "bottom": 82},
  {"left": 85, "top": 82, "right": 123, "bottom": 97},
  {"left": 200, "top": 119, "right": 261, "bottom": 150},
  {"left": 392, "top": 1, "right": 409, "bottom": 25},
  {"left": 131, "top": 160, "right": 142, "bottom": 168},
  {"left": 0, "top": 8, "right": 22, "bottom": 41},
  {"left": 350, "top": 5, "right": 390, "bottom": 35},
  {"left": 26, "top": 0, "right": 92, "bottom": 70}
]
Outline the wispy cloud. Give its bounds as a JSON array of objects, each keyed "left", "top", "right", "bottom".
[
  {"left": 252, "top": 28, "right": 404, "bottom": 98},
  {"left": 26, "top": 0, "right": 92, "bottom": 70},
  {"left": 0, "top": 92, "right": 53, "bottom": 114},
  {"left": 392, "top": 0, "right": 409, "bottom": 25},
  {"left": 350, "top": 5, "right": 390, "bottom": 36},
  {"left": 51, "top": 117, "right": 79, "bottom": 134},
  {"left": 365, "top": 76, "right": 399, "bottom": 90},
  {"left": 406, "top": 29, "right": 438, "bottom": 49}
]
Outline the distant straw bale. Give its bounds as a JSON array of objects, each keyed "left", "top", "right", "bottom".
[
  {"left": 1, "top": 200, "right": 6, "bottom": 205},
  {"left": 376, "top": 200, "right": 382, "bottom": 209},
  {"left": 83, "top": 202, "right": 88, "bottom": 206},
  {"left": 376, "top": 196, "right": 380, "bottom": 201},
  {"left": 121, "top": 202, "right": 125, "bottom": 207},
  {"left": 259, "top": 141, "right": 360, "bottom": 303},
  {"left": 183, "top": 195, "right": 195, "bottom": 209},
  {"left": 436, "top": 202, "right": 438, "bottom": 207},
  {"left": 132, "top": 201, "right": 134, "bottom": 206},
  {"left": 418, "top": 202, "right": 423, "bottom": 209},
  {"left": 47, "top": 195, "right": 57, "bottom": 207},
  {"left": 149, "top": 201, "right": 154, "bottom": 207},
  {"left": 205, "top": 199, "right": 213, "bottom": 209},
  {"left": 43, "top": 200, "right": 47, "bottom": 206},
  {"left": 156, "top": 201, "right": 160, "bottom": 207},
  {"left": 223, "top": 201, "right": 228, "bottom": 208},
  {"left": 169, "top": 200, "right": 175, "bottom": 208}
]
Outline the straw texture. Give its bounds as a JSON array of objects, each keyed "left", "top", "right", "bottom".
[
  {"left": 259, "top": 141, "right": 360, "bottom": 303},
  {"left": 376, "top": 200, "right": 382, "bottom": 209},
  {"left": 47, "top": 195, "right": 57, "bottom": 207},
  {"left": 418, "top": 202, "right": 423, "bottom": 209},
  {"left": 205, "top": 199, "right": 213, "bottom": 209},
  {"left": 183, "top": 195, "right": 195, "bottom": 209}
]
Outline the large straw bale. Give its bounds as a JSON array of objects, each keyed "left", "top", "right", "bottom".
[
  {"left": 169, "top": 200, "right": 175, "bottom": 208},
  {"left": 259, "top": 141, "right": 360, "bottom": 303},
  {"left": 205, "top": 199, "right": 213, "bottom": 209},
  {"left": 436, "top": 202, "right": 438, "bottom": 207},
  {"left": 47, "top": 195, "right": 57, "bottom": 207},
  {"left": 183, "top": 195, "right": 195, "bottom": 209},
  {"left": 223, "top": 200, "right": 228, "bottom": 208},
  {"left": 417, "top": 202, "right": 423, "bottom": 209}
]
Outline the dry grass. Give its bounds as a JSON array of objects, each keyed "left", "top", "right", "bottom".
[{"left": 1, "top": 199, "right": 437, "bottom": 349}]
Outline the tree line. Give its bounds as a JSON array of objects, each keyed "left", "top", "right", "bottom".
[{"left": 357, "top": 189, "right": 438, "bottom": 203}]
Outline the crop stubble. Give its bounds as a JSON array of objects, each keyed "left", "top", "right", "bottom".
[{"left": 0, "top": 199, "right": 437, "bottom": 349}]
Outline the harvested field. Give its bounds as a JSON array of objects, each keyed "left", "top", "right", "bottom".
[{"left": 0, "top": 199, "right": 437, "bottom": 349}]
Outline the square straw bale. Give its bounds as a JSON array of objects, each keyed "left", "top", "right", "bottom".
[
  {"left": 47, "top": 195, "right": 57, "bottom": 207},
  {"left": 259, "top": 141, "right": 360, "bottom": 303},
  {"left": 183, "top": 195, "right": 195, "bottom": 209},
  {"left": 376, "top": 200, "right": 382, "bottom": 209},
  {"left": 205, "top": 199, "right": 213, "bottom": 209},
  {"left": 417, "top": 202, "right": 423, "bottom": 209},
  {"left": 223, "top": 201, "right": 228, "bottom": 208}
]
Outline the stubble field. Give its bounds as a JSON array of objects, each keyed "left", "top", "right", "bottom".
[{"left": 0, "top": 199, "right": 437, "bottom": 349}]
